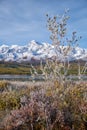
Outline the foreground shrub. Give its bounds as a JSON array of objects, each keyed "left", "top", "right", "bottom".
[
  {"left": 1, "top": 81, "right": 87, "bottom": 130},
  {"left": 0, "top": 81, "right": 9, "bottom": 92},
  {"left": 0, "top": 91, "right": 20, "bottom": 110}
]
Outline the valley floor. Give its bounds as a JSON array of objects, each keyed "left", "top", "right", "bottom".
[{"left": 0, "top": 60, "right": 87, "bottom": 75}]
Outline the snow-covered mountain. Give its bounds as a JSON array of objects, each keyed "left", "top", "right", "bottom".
[{"left": 0, "top": 40, "right": 87, "bottom": 62}]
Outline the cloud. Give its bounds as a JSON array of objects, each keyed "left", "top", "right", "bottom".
[{"left": 0, "top": 0, "right": 87, "bottom": 48}]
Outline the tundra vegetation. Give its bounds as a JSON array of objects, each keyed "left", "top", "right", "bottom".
[
  {"left": 0, "top": 10, "right": 87, "bottom": 130},
  {"left": 0, "top": 61, "right": 87, "bottom": 75}
]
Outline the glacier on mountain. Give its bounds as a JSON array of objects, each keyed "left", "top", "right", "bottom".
[{"left": 0, "top": 40, "right": 87, "bottom": 62}]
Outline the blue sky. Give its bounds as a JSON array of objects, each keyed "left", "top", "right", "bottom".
[{"left": 0, "top": 0, "right": 87, "bottom": 48}]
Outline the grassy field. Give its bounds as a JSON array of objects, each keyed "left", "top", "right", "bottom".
[
  {"left": 0, "top": 61, "right": 87, "bottom": 75},
  {"left": 0, "top": 62, "right": 31, "bottom": 74}
]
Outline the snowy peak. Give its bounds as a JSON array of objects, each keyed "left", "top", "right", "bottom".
[
  {"left": 70, "top": 47, "right": 87, "bottom": 60},
  {"left": 0, "top": 40, "right": 87, "bottom": 62}
]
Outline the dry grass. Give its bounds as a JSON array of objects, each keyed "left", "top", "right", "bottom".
[{"left": 0, "top": 80, "right": 87, "bottom": 130}]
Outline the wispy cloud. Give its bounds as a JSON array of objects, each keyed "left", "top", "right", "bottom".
[{"left": 0, "top": 0, "right": 87, "bottom": 48}]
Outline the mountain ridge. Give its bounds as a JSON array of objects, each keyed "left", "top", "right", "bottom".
[{"left": 0, "top": 40, "right": 87, "bottom": 62}]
